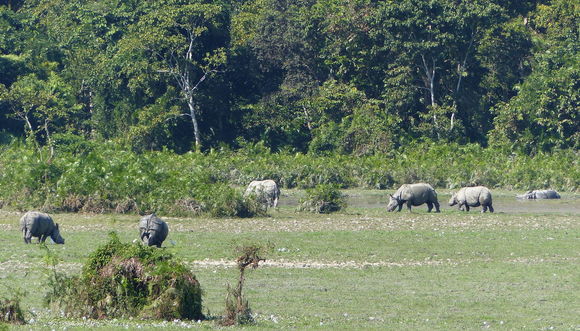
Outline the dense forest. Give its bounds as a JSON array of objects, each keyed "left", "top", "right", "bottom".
[
  {"left": 0, "top": 0, "right": 578, "bottom": 214},
  {"left": 1, "top": 0, "right": 577, "bottom": 153}
]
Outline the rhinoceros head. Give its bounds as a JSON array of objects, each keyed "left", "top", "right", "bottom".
[
  {"left": 386, "top": 194, "right": 400, "bottom": 212},
  {"left": 51, "top": 223, "right": 65, "bottom": 244},
  {"left": 448, "top": 193, "right": 458, "bottom": 206}
]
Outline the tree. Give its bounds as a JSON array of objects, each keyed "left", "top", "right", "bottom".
[
  {"left": 373, "top": 1, "right": 507, "bottom": 139},
  {"left": 488, "top": 0, "right": 579, "bottom": 152},
  {"left": 0, "top": 73, "right": 82, "bottom": 159},
  {"left": 117, "top": 0, "right": 228, "bottom": 152}
]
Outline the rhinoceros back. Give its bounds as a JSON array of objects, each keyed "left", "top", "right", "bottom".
[
  {"left": 461, "top": 186, "right": 492, "bottom": 206},
  {"left": 139, "top": 214, "right": 168, "bottom": 247},
  {"left": 517, "top": 189, "right": 560, "bottom": 199},
  {"left": 20, "top": 211, "right": 55, "bottom": 237},
  {"left": 245, "top": 180, "right": 280, "bottom": 207},
  {"left": 534, "top": 190, "right": 560, "bottom": 199},
  {"left": 399, "top": 183, "right": 437, "bottom": 205}
]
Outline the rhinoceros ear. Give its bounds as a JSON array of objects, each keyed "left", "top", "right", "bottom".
[{"left": 55, "top": 223, "right": 59, "bottom": 229}]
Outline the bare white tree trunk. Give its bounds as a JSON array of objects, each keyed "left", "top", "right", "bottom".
[
  {"left": 187, "top": 95, "right": 201, "bottom": 152},
  {"left": 421, "top": 54, "right": 437, "bottom": 108},
  {"left": 43, "top": 119, "right": 54, "bottom": 160}
]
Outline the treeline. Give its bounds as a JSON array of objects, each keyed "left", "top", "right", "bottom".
[
  {"left": 0, "top": 140, "right": 577, "bottom": 215},
  {"left": 0, "top": 0, "right": 578, "bottom": 154}
]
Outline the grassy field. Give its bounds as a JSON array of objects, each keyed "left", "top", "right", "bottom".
[{"left": 0, "top": 190, "right": 578, "bottom": 330}]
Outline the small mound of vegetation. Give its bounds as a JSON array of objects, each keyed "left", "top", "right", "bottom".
[
  {"left": 0, "top": 293, "right": 26, "bottom": 325},
  {"left": 45, "top": 233, "right": 203, "bottom": 321},
  {"left": 299, "top": 184, "right": 347, "bottom": 213}
]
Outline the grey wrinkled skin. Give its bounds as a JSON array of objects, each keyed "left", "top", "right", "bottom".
[
  {"left": 139, "top": 214, "right": 169, "bottom": 248},
  {"left": 516, "top": 190, "right": 561, "bottom": 199},
  {"left": 244, "top": 180, "right": 280, "bottom": 208},
  {"left": 387, "top": 183, "right": 440, "bottom": 212},
  {"left": 20, "top": 211, "right": 65, "bottom": 244},
  {"left": 449, "top": 186, "right": 494, "bottom": 213}
]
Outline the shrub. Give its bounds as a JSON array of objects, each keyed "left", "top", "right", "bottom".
[
  {"left": 0, "top": 291, "right": 26, "bottom": 325},
  {"left": 299, "top": 184, "right": 347, "bottom": 213},
  {"left": 0, "top": 140, "right": 577, "bottom": 215},
  {"left": 194, "top": 184, "right": 266, "bottom": 218},
  {"left": 45, "top": 233, "right": 203, "bottom": 321},
  {"left": 220, "top": 244, "right": 268, "bottom": 326}
]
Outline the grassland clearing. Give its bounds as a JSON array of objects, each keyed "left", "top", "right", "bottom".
[{"left": 0, "top": 190, "right": 578, "bottom": 329}]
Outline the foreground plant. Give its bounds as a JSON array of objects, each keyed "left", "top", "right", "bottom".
[
  {"left": 220, "top": 244, "right": 268, "bottom": 326},
  {"left": 44, "top": 232, "right": 203, "bottom": 320},
  {"left": 0, "top": 288, "right": 26, "bottom": 325}
]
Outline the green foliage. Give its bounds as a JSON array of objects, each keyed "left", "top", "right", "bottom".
[
  {"left": 45, "top": 232, "right": 204, "bottom": 320},
  {"left": 488, "top": 0, "right": 579, "bottom": 153},
  {"left": 221, "top": 243, "right": 268, "bottom": 326},
  {"left": 193, "top": 184, "right": 266, "bottom": 218},
  {"left": 0, "top": 288, "right": 26, "bottom": 325},
  {"left": 1, "top": 0, "right": 577, "bottom": 152},
  {"left": 0, "top": 142, "right": 577, "bottom": 215},
  {"left": 300, "top": 184, "right": 347, "bottom": 214}
]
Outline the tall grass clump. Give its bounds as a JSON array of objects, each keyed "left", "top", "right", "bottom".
[
  {"left": 0, "top": 138, "right": 577, "bottom": 215},
  {"left": 299, "top": 184, "right": 347, "bottom": 213},
  {"left": 0, "top": 289, "right": 26, "bottom": 325},
  {"left": 221, "top": 244, "right": 267, "bottom": 326},
  {"left": 44, "top": 233, "right": 203, "bottom": 321}
]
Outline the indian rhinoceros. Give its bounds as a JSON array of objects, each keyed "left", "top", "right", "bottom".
[
  {"left": 386, "top": 183, "right": 440, "bottom": 212},
  {"left": 20, "top": 211, "right": 65, "bottom": 244},
  {"left": 139, "top": 214, "right": 168, "bottom": 248},
  {"left": 244, "top": 180, "right": 280, "bottom": 208},
  {"left": 516, "top": 190, "right": 561, "bottom": 199},
  {"left": 449, "top": 186, "right": 494, "bottom": 213}
]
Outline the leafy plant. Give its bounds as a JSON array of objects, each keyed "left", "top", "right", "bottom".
[
  {"left": 0, "top": 288, "right": 26, "bottom": 325},
  {"left": 221, "top": 243, "right": 269, "bottom": 326},
  {"left": 299, "top": 184, "right": 347, "bottom": 214},
  {"left": 44, "top": 232, "right": 204, "bottom": 321}
]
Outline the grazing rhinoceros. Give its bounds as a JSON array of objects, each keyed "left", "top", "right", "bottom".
[
  {"left": 244, "top": 180, "right": 280, "bottom": 208},
  {"left": 20, "top": 211, "right": 65, "bottom": 244},
  {"left": 449, "top": 186, "right": 494, "bottom": 213},
  {"left": 516, "top": 190, "right": 561, "bottom": 199},
  {"left": 139, "top": 214, "right": 168, "bottom": 248},
  {"left": 386, "top": 183, "right": 440, "bottom": 212}
]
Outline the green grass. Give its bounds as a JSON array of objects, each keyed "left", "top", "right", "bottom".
[{"left": 0, "top": 190, "right": 578, "bottom": 329}]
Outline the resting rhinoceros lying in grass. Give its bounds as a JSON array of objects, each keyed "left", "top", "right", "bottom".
[
  {"left": 244, "top": 179, "right": 280, "bottom": 208},
  {"left": 516, "top": 190, "right": 561, "bottom": 199},
  {"left": 139, "top": 214, "right": 168, "bottom": 248},
  {"left": 20, "top": 211, "right": 65, "bottom": 244},
  {"left": 449, "top": 186, "right": 494, "bottom": 213},
  {"left": 387, "top": 183, "right": 440, "bottom": 212}
]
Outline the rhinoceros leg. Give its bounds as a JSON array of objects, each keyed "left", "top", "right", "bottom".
[
  {"left": 488, "top": 204, "right": 494, "bottom": 213},
  {"left": 427, "top": 202, "right": 433, "bottom": 212},
  {"left": 406, "top": 201, "right": 413, "bottom": 212},
  {"left": 433, "top": 201, "right": 440, "bottom": 213},
  {"left": 481, "top": 205, "right": 487, "bottom": 213},
  {"left": 40, "top": 234, "right": 48, "bottom": 243},
  {"left": 464, "top": 204, "right": 470, "bottom": 212},
  {"left": 23, "top": 229, "right": 32, "bottom": 244}
]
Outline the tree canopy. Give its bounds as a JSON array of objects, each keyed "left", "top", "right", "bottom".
[{"left": 0, "top": 0, "right": 577, "bottom": 154}]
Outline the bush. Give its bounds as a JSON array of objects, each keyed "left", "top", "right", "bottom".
[
  {"left": 0, "top": 139, "right": 577, "bottom": 215},
  {"left": 194, "top": 184, "right": 266, "bottom": 218},
  {"left": 221, "top": 244, "right": 268, "bottom": 326},
  {"left": 0, "top": 291, "right": 26, "bottom": 325},
  {"left": 45, "top": 233, "right": 203, "bottom": 321},
  {"left": 299, "top": 184, "right": 347, "bottom": 213}
]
